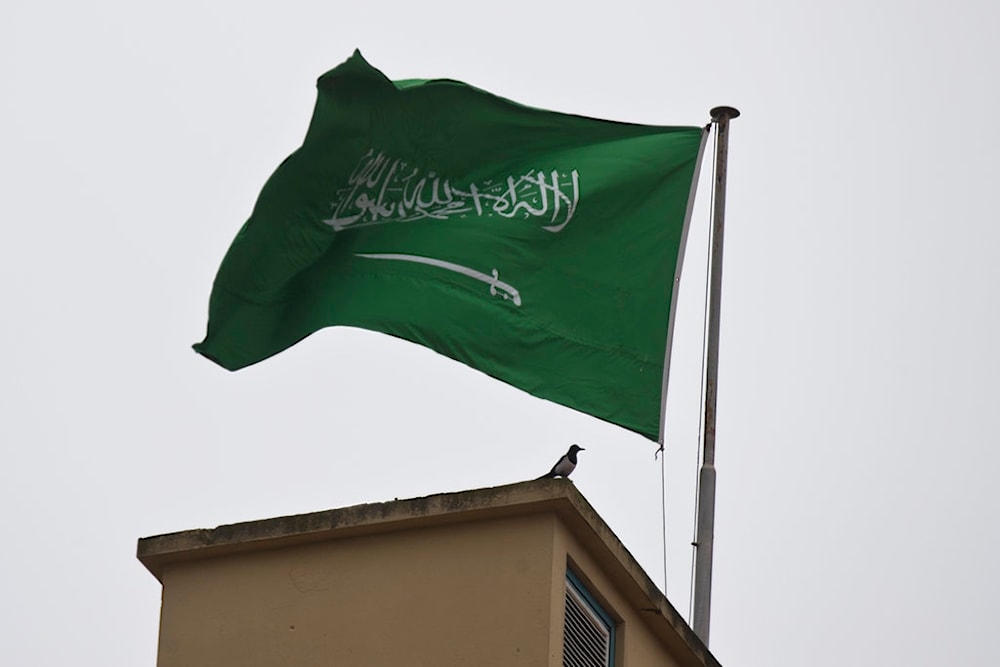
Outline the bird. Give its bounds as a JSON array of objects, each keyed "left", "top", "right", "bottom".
[{"left": 538, "top": 444, "right": 585, "bottom": 479}]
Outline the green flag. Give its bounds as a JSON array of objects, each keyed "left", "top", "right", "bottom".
[{"left": 194, "top": 50, "right": 706, "bottom": 441}]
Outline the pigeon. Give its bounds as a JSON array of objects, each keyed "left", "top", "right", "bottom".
[{"left": 538, "top": 444, "right": 585, "bottom": 479}]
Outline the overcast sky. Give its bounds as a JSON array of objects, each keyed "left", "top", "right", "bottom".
[{"left": 4, "top": 1, "right": 999, "bottom": 665}]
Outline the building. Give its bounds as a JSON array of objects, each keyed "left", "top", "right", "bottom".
[{"left": 138, "top": 479, "right": 721, "bottom": 666}]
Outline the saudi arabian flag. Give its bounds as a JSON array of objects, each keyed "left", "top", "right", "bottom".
[{"left": 194, "top": 50, "right": 706, "bottom": 441}]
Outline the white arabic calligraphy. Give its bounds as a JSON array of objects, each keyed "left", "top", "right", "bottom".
[
  {"left": 355, "top": 253, "right": 522, "bottom": 306},
  {"left": 323, "top": 149, "right": 579, "bottom": 233}
]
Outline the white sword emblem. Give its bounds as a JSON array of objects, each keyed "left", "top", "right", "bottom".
[{"left": 355, "top": 253, "right": 522, "bottom": 306}]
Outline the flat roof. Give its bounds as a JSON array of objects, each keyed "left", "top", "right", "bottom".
[{"left": 138, "top": 479, "right": 720, "bottom": 667}]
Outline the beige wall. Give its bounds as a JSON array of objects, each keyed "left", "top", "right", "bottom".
[
  {"left": 552, "top": 521, "right": 682, "bottom": 667},
  {"left": 157, "top": 514, "right": 559, "bottom": 667},
  {"left": 144, "top": 483, "right": 717, "bottom": 666}
]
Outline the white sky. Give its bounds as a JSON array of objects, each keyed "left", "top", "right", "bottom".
[{"left": 4, "top": 1, "right": 999, "bottom": 665}]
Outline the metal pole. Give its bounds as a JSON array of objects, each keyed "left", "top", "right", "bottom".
[{"left": 692, "top": 105, "right": 739, "bottom": 646}]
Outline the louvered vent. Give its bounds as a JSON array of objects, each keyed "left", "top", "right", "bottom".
[{"left": 563, "top": 575, "right": 613, "bottom": 667}]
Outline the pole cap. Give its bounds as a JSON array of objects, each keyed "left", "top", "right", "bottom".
[{"left": 710, "top": 106, "right": 741, "bottom": 121}]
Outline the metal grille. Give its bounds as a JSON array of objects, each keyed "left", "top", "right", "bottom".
[{"left": 563, "top": 580, "right": 611, "bottom": 667}]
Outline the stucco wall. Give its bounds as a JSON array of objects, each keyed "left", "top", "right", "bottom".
[
  {"left": 551, "top": 520, "right": 682, "bottom": 667},
  {"left": 157, "top": 514, "right": 556, "bottom": 667}
]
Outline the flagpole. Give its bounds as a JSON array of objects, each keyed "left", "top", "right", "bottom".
[{"left": 692, "top": 105, "right": 739, "bottom": 646}]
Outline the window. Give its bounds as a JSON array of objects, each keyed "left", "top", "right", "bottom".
[{"left": 563, "top": 570, "right": 616, "bottom": 667}]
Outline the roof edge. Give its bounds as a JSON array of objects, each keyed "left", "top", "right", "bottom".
[{"left": 137, "top": 480, "right": 720, "bottom": 666}]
